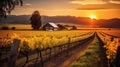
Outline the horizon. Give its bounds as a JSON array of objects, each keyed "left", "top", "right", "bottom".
[
  {"left": 0, "top": 15, "right": 120, "bottom": 28},
  {"left": 0, "top": 0, "right": 120, "bottom": 28},
  {"left": 3, "top": 14, "right": 120, "bottom": 20},
  {"left": 0, "top": 0, "right": 120, "bottom": 67},
  {"left": 11, "top": 0, "right": 120, "bottom": 19}
]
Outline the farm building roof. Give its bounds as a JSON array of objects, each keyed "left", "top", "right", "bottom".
[{"left": 48, "top": 22, "right": 59, "bottom": 28}]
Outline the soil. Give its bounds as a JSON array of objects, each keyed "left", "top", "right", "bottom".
[
  {"left": 44, "top": 37, "right": 94, "bottom": 67},
  {"left": 18, "top": 33, "right": 108, "bottom": 67}
]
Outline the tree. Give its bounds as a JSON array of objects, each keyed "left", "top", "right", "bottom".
[
  {"left": 30, "top": 11, "right": 42, "bottom": 30},
  {"left": 11, "top": 27, "right": 16, "bottom": 30},
  {"left": 1, "top": 26, "right": 9, "bottom": 30},
  {"left": 0, "top": 0, "right": 23, "bottom": 18},
  {"left": 57, "top": 24, "right": 66, "bottom": 30},
  {"left": 71, "top": 26, "right": 77, "bottom": 30}
]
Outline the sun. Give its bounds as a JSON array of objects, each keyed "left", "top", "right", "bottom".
[{"left": 89, "top": 15, "right": 96, "bottom": 19}]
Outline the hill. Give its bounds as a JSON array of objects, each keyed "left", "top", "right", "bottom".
[{"left": 0, "top": 15, "right": 120, "bottom": 28}]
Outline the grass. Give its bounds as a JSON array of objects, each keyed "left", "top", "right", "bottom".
[{"left": 71, "top": 36, "right": 101, "bottom": 67}]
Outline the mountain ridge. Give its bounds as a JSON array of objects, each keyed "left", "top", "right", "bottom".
[{"left": 0, "top": 15, "right": 120, "bottom": 28}]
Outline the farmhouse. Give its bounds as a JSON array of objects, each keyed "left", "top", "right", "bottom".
[{"left": 42, "top": 22, "right": 59, "bottom": 31}]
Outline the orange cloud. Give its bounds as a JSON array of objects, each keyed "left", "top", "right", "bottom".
[
  {"left": 70, "top": 0, "right": 120, "bottom": 10},
  {"left": 109, "top": 0, "right": 120, "bottom": 4},
  {"left": 24, "top": 3, "right": 32, "bottom": 6},
  {"left": 70, "top": 0, "right": 107, "bottom": 5},
  {"left": 70, "top": 0, "right": 120, "bottom": 5},
  {"left": 76, "top": 7, "right": 110, "bottom": 10}
]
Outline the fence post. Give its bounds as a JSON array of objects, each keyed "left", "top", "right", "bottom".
[
  {"left": 67, "top": 37, "right": 71, "bottom": 54},
  {"left": 8, "top": 39, "right": 20, "bottom": 67}
]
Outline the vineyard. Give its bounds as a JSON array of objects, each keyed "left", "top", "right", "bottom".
[
  {"left": 0, "top": 29, "right": 120, "bottom": 67},
  {"left": 97, "top": 30, "right": 120, "bottom": 67}
]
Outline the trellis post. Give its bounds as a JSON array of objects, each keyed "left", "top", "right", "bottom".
[{"left": 8, "top": 39, "right": 20, "bottom": 67}]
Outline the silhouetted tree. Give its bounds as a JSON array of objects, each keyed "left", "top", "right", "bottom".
[
  {"left": 57, "top": 24, "right": 66, "bottom": 30},
  {"left": 11, "top": 27, "right": 16, "bottom": 30},
  {"left": 0, "top": 0, "right": 23, "bottom": 18},
  {"left": 30, "top": 11, "right": 42, "bottom": 30},
  {"left": 1, "top": 26, "right": 9, "bottom": 30},
  {"left": 71, "top": 26, "right": 77, "bottom": 30}
]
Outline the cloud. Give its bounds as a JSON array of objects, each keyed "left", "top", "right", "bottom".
[
  {"left": 70, "top": 0, "right": 120, "bottom": 10},
  {"left": 76, "top": 4, "right": 120, "bottom": 10},
  {"left": 70, "top": 0, "right": 107, "bottom": 5},
  {"left": 76, "top": 7, "right": 110, "bottom": 10},
  {"left": 70, "top": 0, "right": 120, "bottom": 5},
  {"left": 24, "top": 3, "right": 32, "bottom": 6},
  {"left": 109, "top": 0, "right": 120, "bottom": 4}
]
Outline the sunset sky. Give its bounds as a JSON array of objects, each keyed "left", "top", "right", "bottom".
[{"left": 11, "top": 0, "right": 120, "bottom": 19}]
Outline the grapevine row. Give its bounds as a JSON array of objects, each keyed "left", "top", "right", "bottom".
[
  {"left": 0, "top": 31, "right": 94, "bottom": 67},
  {"left": 97, "top": 32, "right": 120, "bottom": 67}
]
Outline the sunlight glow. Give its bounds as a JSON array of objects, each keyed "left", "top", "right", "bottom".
[{"left": 89, "top": 15, "right": 96, "bottom": 19}]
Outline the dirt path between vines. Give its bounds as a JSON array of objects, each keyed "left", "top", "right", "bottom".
[
  {"left": 44, "top": 37, "right": 94, "bottom": 67},
  {"left": 96, "top": 34, "right": 108, "bottom": 67}
]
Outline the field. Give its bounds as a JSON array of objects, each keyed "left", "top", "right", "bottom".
[
  {"left": 0, "top": 24, "right": 32, "bottom": 30},
  {"left": 0, "top": 29, "right": 120, "bottom": 67},
  {"left": 0, "top": 0, "right": 120, "bottom": 67}
]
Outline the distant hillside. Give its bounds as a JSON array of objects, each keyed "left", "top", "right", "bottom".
[
  {"left": 0, "top": 15, "right": 120, "bottom": 28},
  {"left": 0, "top": 15, "right": 31, "bottom": 24},
  {"left": 96, "top": 18, "right": 120, "bottom": 28}
]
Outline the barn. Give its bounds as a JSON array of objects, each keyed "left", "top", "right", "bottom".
[{"left": 42, "top": 22, "right": 59, "bottom": 31}]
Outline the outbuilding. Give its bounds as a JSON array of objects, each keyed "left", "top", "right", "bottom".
[{"left": 42, "top": 22, "right": 59, "bottom": 31}]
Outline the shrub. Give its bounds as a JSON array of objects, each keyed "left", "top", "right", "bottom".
[
  {"left": 1, "top": 26, "right": 9, "bottom": 30},
  {"left": 11, "top": 27, "right": 16, "bottom": 30},
  {"left": 71, "top": 26, "right": 77, "bottom": 30}
]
